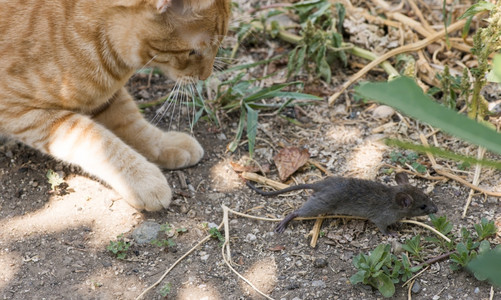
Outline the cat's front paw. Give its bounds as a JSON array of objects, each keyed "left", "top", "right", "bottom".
[
  {"left": 155, "top": 131, "right": 204, "bottom": 169},
  {"left": 120, "top": 163, "right": 172, "bottom": 211}
]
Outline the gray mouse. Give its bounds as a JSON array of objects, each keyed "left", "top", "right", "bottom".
[{"left": 246, "top": 173, "right": 438, "bottom": 234}]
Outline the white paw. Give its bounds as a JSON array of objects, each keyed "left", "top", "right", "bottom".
[
  {"left": 119, "top": 162, "right": 172, "bottom": 211},
  {"left": 155, "top": 131, "right": 204, "bottom": 169}
]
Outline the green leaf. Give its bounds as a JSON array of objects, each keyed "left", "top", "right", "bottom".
[
  {"left": 243, "top": 82, "right": 302, "bottom": 102},
  {"left": 467, "top": 249, "right": 501, "bottom": 286},
  {"left": 245, "top": 104, "right": 258, "bottom": 157},
  {"left": 368, "top": 244, "right": 388, "bottom": 267},
  {"left": 488, "top": 54, "right": 501, "bottom": 83},
  {"left": 227, "top": 108, "right": 246, "bottom": 152},
  {"left": 356, "top": 77, "right": 501, "bottom": 156},
  {"left": 350, "top": 271, "right": 367, "bottom": 284},
  {"left": 459, "top": 1, "right": 495, "bottom": 20},
  {"left": 374, "top": 273, "right": 396, "bottom": 298}
]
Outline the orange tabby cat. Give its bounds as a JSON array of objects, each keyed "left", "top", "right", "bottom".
[{"left": 0, "top": 0, "right": 230, "bottom": 211}]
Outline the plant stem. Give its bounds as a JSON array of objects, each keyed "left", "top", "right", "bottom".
[{"left": 250, "top": 21, "right": 399, "bottom": 77}]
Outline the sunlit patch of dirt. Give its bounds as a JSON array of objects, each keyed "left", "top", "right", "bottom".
[
  {"left": 0, "top": 175, "right": 140, "bottom": 246},
  {"left": 240, "top": 257, "right": 277, "bottom": 298}
]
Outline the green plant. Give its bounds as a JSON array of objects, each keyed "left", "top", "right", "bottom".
[
  {"left": 151, "top": 223, "right": 187, "bottom": 249},
  {"left": 350, "top": 244, "right": 395, "bottom": 297},
  {"left": 467, "top": 246, "right": 501, "bottom": 286},
  {"left": 402, "top": 235, "right": 424, "bottom": 262},
  {"left": 474, "top": 217, "right": 498, "bottom": 241},
  {"left": 107, "top": 234, "right": 130, "bottom": 260},
  {"left": 426, "top": 214, "right": 455, "bottom": 251},
  {"left": 208, "top": 227, "right": 225, "bottom": 246},
  {"left": 389, "top": 151, "right": 427, "bottom": 173},
  {"left": 286, "top": 0, "right": 347, "bottom": 82},
  {"left": 354, "top": 3, "right": 501, "bottom": 164},
  {"left": 158, "top": 282, "right": 172, "bottom": 297},
  {"left": 449, "top": 218, "right": 497, "bottom": 271},
  {"left": 209, "top": 72, "right": 320, "bottom": 157},
  {"left": 46, "top": 169, "right": 65, "bottom": 190}
]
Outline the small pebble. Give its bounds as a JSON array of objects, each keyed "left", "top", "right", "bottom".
[
  {"left": 392, "top": 240, "right": 404, "bottom": 255},
  {"left": 432, "top": 295, "right": 440, "bottom": 300},
  {"left": 311, "top": 280, "right": 326, "bottom": 288},
  {"left": 245, "top": 233, "right": 257, "bottom": 242},
  {"left": 313, "top": 258, "right": 328, "bottom": 268},
  {"left": 474, "top": 287, "right": 480, "bottom": 294},
  {"left": 372, "top": 105, "right": 395, "bottom": 119},
  {"left": 411, "top": 281, "right": 421, "bottom": 294}
]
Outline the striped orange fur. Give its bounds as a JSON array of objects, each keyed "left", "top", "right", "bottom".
[{"left": 0, "top": 0, "right": 231, "bottom": 211}]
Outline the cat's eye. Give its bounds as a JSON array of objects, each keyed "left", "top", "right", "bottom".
[{"left": 188, "top": 49, "right": 197, "bottom": 56}]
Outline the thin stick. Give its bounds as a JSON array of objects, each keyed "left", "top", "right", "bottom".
[
  {"left": 400, "top": 220, "right": 450, "bottom": 242},
  {"left": 242, "top": 172, "right": 289, "bottom": 190},
  {"left": 462, "top": 147, "right": 486, "bottom": 218},
  {"left": 402, "top": 266, "right": 430, "bottom": 287},
  {"left": 419, "top": 135, "right": 501, "bottom": 197},
  {"left": 328, "top": 18, "right": 467, "bottom": 105},
  {"left": 223, "top": 205, "right": 232, "bottom": 264},
  {"left": 222, "top": 205, "right": 275, "bottom": 300},
  {"left": 309, "top": 217, "right": 325, "bottom": 248},
  {"left": 135, "top": 221, "right": 224, "bottom": 300}
]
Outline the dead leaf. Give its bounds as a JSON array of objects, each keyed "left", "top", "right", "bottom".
[
  {"left": 273, "top": 147, "right": 310, "bottom": 181},
  {"left": 268, "top": 245, "right": 286, "bottom": 252}
]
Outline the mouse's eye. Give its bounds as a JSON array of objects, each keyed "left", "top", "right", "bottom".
[{"left": 420, "top": 204, "right": 427, "bottom": 210}]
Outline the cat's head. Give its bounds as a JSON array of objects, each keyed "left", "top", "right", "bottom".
[{"left": 109, "top": 0, "right": 231, "bottom": 83}]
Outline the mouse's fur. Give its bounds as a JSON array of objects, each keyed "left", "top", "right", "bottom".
[{"left": 247, "top": 173, "right": 438, "bottom": 234}]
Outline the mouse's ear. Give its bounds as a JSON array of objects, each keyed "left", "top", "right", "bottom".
[
  {"left": 395, "top": 172, "right": 409, "bottom": 185},
  {"left": 395, "top": 192, "right": 413, "bottom": 208}
]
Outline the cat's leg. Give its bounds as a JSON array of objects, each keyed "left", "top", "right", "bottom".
[
  {"left": 2, "top": 108, "right": 171, "bottom": 211},
  {"left": 92, "top": 88, "right": 204, "bottom": 169}
]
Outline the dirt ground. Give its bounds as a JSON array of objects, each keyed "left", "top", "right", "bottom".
[
  {"left": 1, "top": 69, "right": 500, "bottom": 299},
  {"left": 2, "top": 1, "right": 501, "bottom": 300}
]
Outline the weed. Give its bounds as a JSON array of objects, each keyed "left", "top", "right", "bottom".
[
  {"left": 46, "top": 169, "right": 65, "bottom": 190},
  {"left": 151, "top": 223, "right": 187, "bottom": 249},
  {"left": 209, "top": 227, "right": 225, "bottom": 246},
  {"left": 402, "top": 235, "right": 423, "bottom": 262},
  {"left": 351, "top": 216, "right": 499, "bottom": 297},
  {"left": 158, "top": 282, "right": 172, "bottom": 297},
  {"left": 107, "top": 234, "right": 130, "bottom": 260},
  {"left": 350, "top": 244, "right": 395, "bottom": 297},
  {"left": 389, "top": 151, "right": 427, "bottom": 173}
]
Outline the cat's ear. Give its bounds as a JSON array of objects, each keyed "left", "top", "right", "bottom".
[{"left": 156, "top": 0, "right": 172, "bottom": 13}]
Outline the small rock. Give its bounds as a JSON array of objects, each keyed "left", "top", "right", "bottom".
[
  {"left": 286, "top": 282, "right": 300, "bottom": 290},
  {"left": 392, "top": 240, "right": 404, "bottom": 255},
  {"left": 372, "top": 105, "right": 395, "bottom": 119},
  {"left": 474, "top": 287, "right": 480, "bottom": 294},
  {"left": 207, "top": 222, "right": 219, "bottom": 229},
  {"left": 295, "top": 260, "right": 303, "bottom": 267},
  {"left": 200, "top": 254, "right": 210, "bottom": 261},
  {"left": 216, "top": 133, "right": 227, "bottom": 140},
  {"left": 245, "top": 233, "right": 257, "bottom": 242},
  {"left": 311, "top": 280, "right": 326, "bottom": 288},
  {"left": 132, "top": 221, "right": 162, "bottom": 245},
  {"left": 411, "top": 281, "right": 421, "bottom": 294},
  {"left": 313, "top": 258, "right": 328, "bottom": 268},
  {"left": 432, "top": 295, "right": 440, "bottom": 300}
]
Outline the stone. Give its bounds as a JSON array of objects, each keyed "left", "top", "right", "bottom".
[{"left": 132, "top": 221, "right": 162, "bottom": 245}]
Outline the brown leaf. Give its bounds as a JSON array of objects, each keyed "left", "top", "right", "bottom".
[
  {"left": 268, "top": 245, "right": 286, "bottom": 252},
  {"left": 273, "top": 147, "right": 310, "bottom": 181}
]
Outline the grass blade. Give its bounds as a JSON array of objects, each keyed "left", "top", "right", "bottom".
[{"left": 355, "top": 77, "right": 501, "bottom": 155}]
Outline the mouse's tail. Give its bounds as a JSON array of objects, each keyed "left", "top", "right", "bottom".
[{"left": 246, "top": 181, "right": 315, "bottom": 196}]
